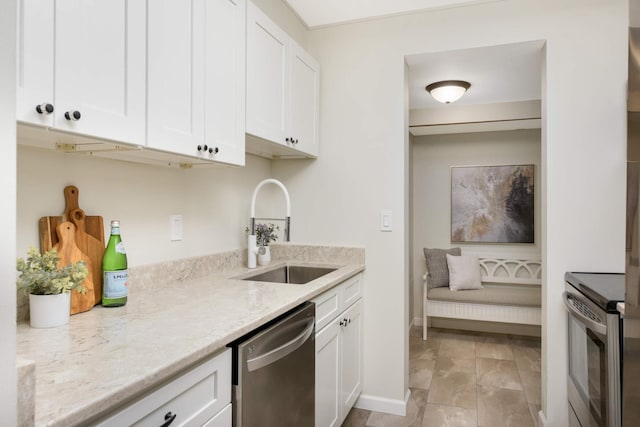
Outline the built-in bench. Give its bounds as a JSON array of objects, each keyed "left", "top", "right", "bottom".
[{"left": 422, "top": 256, "right": 542, "bottom": 340}]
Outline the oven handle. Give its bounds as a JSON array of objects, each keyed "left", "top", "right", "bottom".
[{"left": 562, "top": 291, "right": 607, "bottom": 335}]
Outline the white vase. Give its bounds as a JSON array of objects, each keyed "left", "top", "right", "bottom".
[
  {"left": 257, "top": 246, "right": 271, "bottom": 266},
  {"left": 29, "top": 293, "right": 71, "bottom": 328}
]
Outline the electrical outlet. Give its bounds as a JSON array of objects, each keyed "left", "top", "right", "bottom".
[{"left": 170, "top": 214, "right": 183, "bottom": 241}]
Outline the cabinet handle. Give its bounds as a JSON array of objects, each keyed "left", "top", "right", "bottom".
[
  {"left": 35, "top": 103, "right": 54, "bottom": 114},
  {"left": 64, "top": 110, "right": 81, "bottom": 121},
  {"left": 208, "top": 147, "right": 219, "bottom": 154},
  {"left": 160, "top": 411, "right": 177, "bottom": 427},
  {"left": 339, "top": 318, "right": 348, "bottom": 327}
]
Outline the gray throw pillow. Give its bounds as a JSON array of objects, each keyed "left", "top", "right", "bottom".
[{"left": 423, "top": 247, "right": 462, "bottom": 288}]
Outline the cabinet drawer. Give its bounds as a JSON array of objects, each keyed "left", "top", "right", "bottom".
[
  {"left": 96, "top": 349, "right": 231, "bottom": 427},
  {"left": 340, "top": 274, "right": 363, "bottom": 309},
  {"left": 313, "top": 286, "right": 340, "bottom": 331}
]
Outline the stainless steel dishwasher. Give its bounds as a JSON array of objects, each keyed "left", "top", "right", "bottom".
[{"left": 230, "top": 302, "right": 315, "bottom": 427}]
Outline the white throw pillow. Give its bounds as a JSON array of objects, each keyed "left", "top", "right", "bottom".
[{"left": 446, "top": 254, "right": 483, "bottom": 291}]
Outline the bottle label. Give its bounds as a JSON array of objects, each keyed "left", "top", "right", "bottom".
[
  {"left": 116, "top": 242, "right": 126, "bottom": 255},
  {"left": 104, "top": 270, "right": 128, "bottom": 298}
]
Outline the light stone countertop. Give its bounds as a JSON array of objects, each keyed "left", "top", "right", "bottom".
[{"left": 16, "top": 245, "right": 364, "bottom": 427}]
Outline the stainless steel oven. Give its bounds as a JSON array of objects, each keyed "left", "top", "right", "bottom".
[{"left": 564, "top": 273, "right": 623, "bottom": 427}]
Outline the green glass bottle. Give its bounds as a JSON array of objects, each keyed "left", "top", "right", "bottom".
[{"left": 102, "top": 220, "right": 128, "bottom": 307}]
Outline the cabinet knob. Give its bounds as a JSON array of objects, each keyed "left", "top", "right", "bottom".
[
  {"left": 339, "top": 318, "right": 348, "bottom": 327},
  {"left": 208, "top": 147, "right": 219, "bottom": 154},
  {"left": 35, "top": 103, "right": 54, "bottom": 114},
  {"left": 160, "top": 411, "right": 177, "bottom": 427},
  {"left": 64, "top": 110, "right": 81, "bottom": 121},
  {"left": 294, "top": 139, "right": 299, "bottom": 145},
  {"left": 197, "top": 145, "right": 203, "bottom": 151}
]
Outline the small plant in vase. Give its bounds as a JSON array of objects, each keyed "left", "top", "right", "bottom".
[
  {"left": 17, "top": 247, "right": 88, "bottom": 328},
  {"left": 255, "top": 223, "right": 279, "bottom": 247},
  {"left": 245, "top": 223, "right": 279, "bottom": 266}
]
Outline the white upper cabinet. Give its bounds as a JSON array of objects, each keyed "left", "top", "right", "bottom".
[
  {"left": 17, "top": 0, "right": 146, "bottom": 145},
  {"left": 290, "top": 44, "right": 320, "bottom": 157},
  {"left": 147, "top": 0, "right": 206, "bottom": 156},
  {"left": 246, "top": 2, "right": 289, "bottom": 146},
  {"left": 147, "top": 0, "right": 246, "bottom": 166},
  {"left": 16, "top": 0, "right": 55, "bottom": 127},
  {"left": 246, "top": 2, "right": 319, "bottom": 158}
]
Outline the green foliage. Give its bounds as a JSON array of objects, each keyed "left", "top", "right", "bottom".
[
  {"left": 17, "top": 247, "right": 88, "bottom": 295},
  {"left": 245, "top": 223, "right": 280, "bottom": 247}
]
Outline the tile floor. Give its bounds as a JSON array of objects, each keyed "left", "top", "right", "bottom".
[{"left": 343, "top": 326, "right": 542, "bottom": 427}]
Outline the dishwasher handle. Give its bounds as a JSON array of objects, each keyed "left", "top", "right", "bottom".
[
  {"left": 247, "top": 318, "right": 314, "bottom": 372},
  {"left": 562, "top": 291, "right": 607, "bottom": 336}
]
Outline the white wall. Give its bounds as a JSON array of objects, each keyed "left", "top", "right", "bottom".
[
  {"left": 411, "top": 129, "right": 542, "bottom": 322},
  {"left": 17, "top": 147, "right": 276, "bottom": 266},
  {"left": 1, "top": 0, "right": 17, "bottom": 423},
  {"left": 275, "top": 0, "right": 627, "bottom": 423}
]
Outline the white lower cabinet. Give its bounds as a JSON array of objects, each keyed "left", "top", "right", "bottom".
[
  {"left": 202, "top": 403, "right": 232, "bottom": 427},
  {"left": 96, "top": 348, "right": 231, "bottom": 427},
  {"left": 315, "top": 319, "right": 341, "bottom": 427},
  {"left": 314, "top": 273, "right": 363, "bottom": 427}
]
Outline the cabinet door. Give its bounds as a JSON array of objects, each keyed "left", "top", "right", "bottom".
[
  {"left": 55, "top": 0, "right": 146, "bottom": 144},
  {"left": 203, "top": 0, "right": 246, "bottom": 166},
  {"left": 147, "top": 0, "right": 206, "bottom": 156},
  {"left": 290, "top": 43, "right": 319, "bottom": 157},
  {"left": 315, "top": 321, "right": 341, "bottom": 427},
  {"left": 340, "top": 299, "right": 363, "bottom": 422},
  {"left": 202, "top": 403, "right": 232, "bottom": 427},
  {"left": 16, "top": 0, "right": 55, "bottom": 126},
  {"left": 246, "top": 2, "right": 289, "bottom": 145}
]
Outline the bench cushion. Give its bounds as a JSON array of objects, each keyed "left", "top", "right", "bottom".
[{"left": 427, "top": 285, "right": 541, "bottom": 307}]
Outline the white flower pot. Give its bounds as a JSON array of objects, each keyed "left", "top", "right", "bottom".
[
  {"left": 257, "top": 246, "right": 271, "bottom": 266},
  {"left": 29, "top": 293, "right": 71, "bottom": 328}
]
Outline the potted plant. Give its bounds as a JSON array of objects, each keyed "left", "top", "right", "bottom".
[
  {"left": 17, "top": 247, "right": 88, "bottom": 328},
  {"left": 253, "top": 223, "right": 279, "bottom": 266}
]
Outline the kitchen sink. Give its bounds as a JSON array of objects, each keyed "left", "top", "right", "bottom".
[{"left": 239, "top": 265, "right": 338, "bottom": 284}]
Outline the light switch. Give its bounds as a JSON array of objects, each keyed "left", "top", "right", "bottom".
[
  {"left": 170, "top": 214, "right": 183, "bottom": 241},
  {"left": 381, "top": 210, "right": 392, "bottom": 232}
]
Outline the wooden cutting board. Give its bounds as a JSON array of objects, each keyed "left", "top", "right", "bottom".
[
  {"left": 39, "top": 185, "right": 105, "bottom": 251},
  {"left": 70, "top": 209, "right": 105, "bottom": 305},
  {"left": 54, "top": 222, "right": 95, "bottom": 314}
]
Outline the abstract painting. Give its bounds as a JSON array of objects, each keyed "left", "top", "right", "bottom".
[{"left": 451, "top": 164, "right": 534, "bottom": 243}]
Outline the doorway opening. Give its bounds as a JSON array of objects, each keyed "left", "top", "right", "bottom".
[{"left": 403, "top": 39, "right": 546, "bottom": 424}]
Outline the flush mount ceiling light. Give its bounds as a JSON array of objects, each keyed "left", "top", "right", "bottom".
[{"left": 425, "top": 80, "right": 471, "bottom": 104}]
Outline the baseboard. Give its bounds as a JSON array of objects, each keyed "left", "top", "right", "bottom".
[
  {"left": 429, "top": 317, "right": 541, "bottom": 337},
  {"left": 538, "top": 409, "right": 547, "bottom": 426},
  {"left": 354, "top": 389, "right": 411, "bottom": 416}
]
